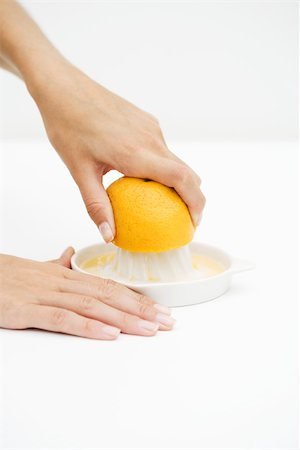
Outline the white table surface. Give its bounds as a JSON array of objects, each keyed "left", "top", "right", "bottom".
[{"left": 0, "top": 140, "right": 298, "bottom": 449}]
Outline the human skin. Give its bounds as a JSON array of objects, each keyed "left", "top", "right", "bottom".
[
  {"left": 0, "top": 1, "right": 204, "bottom": 338},
  {"left": 0, "top": 248, "right": 175, "bottom": 339}
]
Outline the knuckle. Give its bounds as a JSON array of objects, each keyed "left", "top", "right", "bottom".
[
  {"left": 135, "top": 294, "right": 152, "bottom": 315},
  {"left": 85, "top": 200, "right": 106, "bottom": 220},
  {"left": 172, "top": 164, "right": 190, "bottom": 184},
  {"left": 61, "top": 267, "right": 72, "bottom": 279},
  {"left": 142, "top": 130, "right": 161, "bottom": 149},
  {"left": 116, "top": 146, "right": 136, "bottom": 173},
  {"left": 138, "top": 302, "right": 152, "bottom": 318},
  {"left": 52, "top": 309, "right": 66, "bottom": 327},
  {"left": 79, "top": 296, "right": 94, "bottom": 311},
  {"left": 99, "top": 278, "right": 117, "bottom": 300},
  {"left": 152, "top": 121, "right": 162, "bottom": 135},
  {"left": 156, "top": 140, "right": 167, "bottom": 153},
  {"left": 147, "top": 112, "right": 159, "bottom": 125},
  {"left": 54, "top": 265, "right": 70, "bottom": 278},
  {"left": 152, "top": 114, "right": 159, "bottom": 123},
  {"left": 56, "top": 280, "right": 66, "bottom": 293},
  {"left": 136, "top": 293, "right": 150, "bottom": 305},
  {"left": 181, "top": 166, "right": 193, "bottom": 182},
  {"left": 120, "top": 311, "right": 131, "bottom": 328},
  {"left": 83, "top": 318, "right": 94, "bottom": 333}
]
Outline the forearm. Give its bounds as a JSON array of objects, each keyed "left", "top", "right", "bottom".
[
  {"left": 0, "top": 1, "right": 205, "bottom": 230},
  {"left": 0, "top": 0, "right": 68, "bottom": 95},
  {"left": 0, "top": 54, "right": 21, "bottom": 76}
]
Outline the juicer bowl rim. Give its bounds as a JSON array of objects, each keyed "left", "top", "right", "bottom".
[{"left": 71, "top": 242, "right": 254, "bottom": 288}]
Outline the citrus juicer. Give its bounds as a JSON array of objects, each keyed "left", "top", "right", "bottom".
[
  {"left": 71, "top": 242, "right": 254, "bottom": 307},
  {"left": 71, "top": 177, "right": 254, "bottom": 307}
]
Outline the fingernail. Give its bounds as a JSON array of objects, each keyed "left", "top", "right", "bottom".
[
  {"left": 138, "top": 320, "right": 159, "bottom": 333},
  {"left": 99, "top": 222, "right": 114, "bottom": 243},
  {"left": 102, "top": 325, "right": 120, "bottom": 337},
  {"left": 153, "top": 303, "right": 171, "bottom": 315},
  {"left": 156, "top": 313, "right": 176, "bottom": 327},
  {"left": 194, "top": 212, "right": 202, "bottom": 227}
]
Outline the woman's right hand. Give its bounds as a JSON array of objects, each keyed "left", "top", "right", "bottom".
[
  {"left": 30, "top": 60, "right": 206, "bottom": 241},
  {"left": 0, "top": 247, "right": 175, "bottom": 340}
]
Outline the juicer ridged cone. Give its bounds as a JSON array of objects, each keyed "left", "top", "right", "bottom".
[{"left": 101, "top": 245, "right": 196, "bottom": 282}]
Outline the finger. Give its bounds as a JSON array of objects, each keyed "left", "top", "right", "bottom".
[
  {"left": 128, "top": 154, "right": 206, "bottom": 226},
  {"left": 154, "top": 128, "right": 201, "bottom": 185},
  {"left": 39, "top": 291, "right": 160, "bottom": 336},
  {"left": 166, "top": 150, "right": 202, "bottom": 185},
  {"left": 47, "top": 265, "right": 175, "bottom": 331},
  {"left": 158, "top": 146, "right": 201, "bottom": 186},
  {"left": 59, "top": 267, "right": 173, "bottom": 318},
  {"left": 24, "top": 304, "right": 120, "bottom": 340},
  {"left": 75, "top": 166, "right": 115, "bottom": 242},
  {"left": 50, "top": 276, "right": 175, "bottom": 330},
  {"left": 49, "top": 247, "right": 75, "bottom": 268},
  {"left": 159, "top": 158, "right": 205, "bottom": 226}
]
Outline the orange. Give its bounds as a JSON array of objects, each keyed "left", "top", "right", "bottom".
[{"left": 107, "top": 177, "right": 194, "bottom": 252}]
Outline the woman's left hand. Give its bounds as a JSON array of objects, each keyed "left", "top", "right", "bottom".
[{"left": 0, "top": 247, "right": 175, "bottom": 339}]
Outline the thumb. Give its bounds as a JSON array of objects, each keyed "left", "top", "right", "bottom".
[
  {"left": 50, "top": 247, "right": 75, "bottom": 268},
  {"left": 76, "top": 168, "right": 115, "bottom": 243}
]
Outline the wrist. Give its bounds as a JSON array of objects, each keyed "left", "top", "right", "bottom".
[
  {"left": 23, "top": 48, "right": 70, "bottom": 101},
  {"left": 27, "top": 56, "right": 97, "bottom": 114}
]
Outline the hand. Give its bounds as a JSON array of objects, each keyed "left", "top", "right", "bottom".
[
  {"left": 0, "top": 248, "right": 175, "bottom": 340},
  {"left": 30, "top": 61, "right": 205, "bottom": 241},
  {"left": 0, "top": 2, "right": 205, "bottom": 240}
]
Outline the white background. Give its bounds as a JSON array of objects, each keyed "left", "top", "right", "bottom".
[
  {"left": 0, "top": 0, "right": 298, "bottom": 141},
  {"left": 0, "top": 141, "right": 298, "bottom": 449},
  {"left": 0, "top": 1, "right": 298, "bottom": 450}
]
